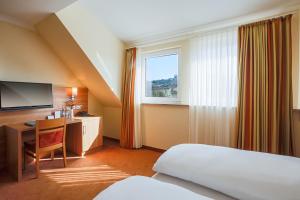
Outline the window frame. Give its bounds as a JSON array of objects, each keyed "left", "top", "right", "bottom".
[{"left": 141, "top": 47, "right": 182, "bottom": 104}]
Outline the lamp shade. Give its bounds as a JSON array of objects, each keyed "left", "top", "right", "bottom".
[{"left": 72, "top": 87, "right": 78, "bottom": 97}]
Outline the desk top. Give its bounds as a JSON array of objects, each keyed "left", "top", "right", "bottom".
[{"left": 5, "top": 118, "right": 82, "bottom": 132}]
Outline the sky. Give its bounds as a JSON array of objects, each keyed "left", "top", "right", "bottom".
[{"left": 146, "top": 54, "right": 178, "bottom": 81}]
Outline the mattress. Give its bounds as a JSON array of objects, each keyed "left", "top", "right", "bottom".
[{"left": 152, "top": 173, "right": 235, "bottom": 200}]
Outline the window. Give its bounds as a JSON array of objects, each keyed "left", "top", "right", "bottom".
[{"left": 142, "top": 48, "right": 181, "bottom": 104}]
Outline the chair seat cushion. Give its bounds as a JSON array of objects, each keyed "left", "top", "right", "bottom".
[
  {"left": 24, "top": 130, "right": 64, "bottom": 152},
  {"left": 39, "top": 130, "right": 64, "bottom": 148}
]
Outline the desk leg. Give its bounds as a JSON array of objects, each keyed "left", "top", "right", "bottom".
[{"left": 6, "top": 127, "right": 22, "bottom": 182}]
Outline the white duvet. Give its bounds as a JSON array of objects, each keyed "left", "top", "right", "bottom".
[
  {"left": 94, "top": 176, "right": 211, "bottom": 200},
  {"left": 153, "top": 144, "right": 300, "bottom": 200}
]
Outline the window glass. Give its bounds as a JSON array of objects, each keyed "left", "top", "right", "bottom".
[{"left": 145, "top": 53, "right": 178, "bottom": 98}]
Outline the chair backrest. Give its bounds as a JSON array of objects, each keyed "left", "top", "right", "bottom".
[{"left": 35, "top": 118, "right": 66, "bottom": 152}]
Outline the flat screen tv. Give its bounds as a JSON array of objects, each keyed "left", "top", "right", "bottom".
[{"left": 0, "top": 81, "right": 53, "bottom": 111}]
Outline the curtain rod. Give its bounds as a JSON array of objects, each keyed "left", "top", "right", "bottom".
[
  {"left": 126, "top": 6, "right": 300, "bottom": 49},
  {"left": 238, "top": 10, "right": 297, "bottom": 27}
]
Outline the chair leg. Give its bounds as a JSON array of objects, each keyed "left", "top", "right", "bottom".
[
  {"left": 36, "top": 154, "right": 40, "bottom": 178},
  {"left": 51, "top": 151, "right": 54, "bottom": 161},
  {"left": 63, "top": 147, "right": 67, "bottom": 167}
]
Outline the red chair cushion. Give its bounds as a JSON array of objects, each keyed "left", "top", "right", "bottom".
[{"left": 39, "top": 130, "right": 64, "bottom": 148}]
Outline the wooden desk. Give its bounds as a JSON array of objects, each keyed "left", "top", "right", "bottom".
[{"left": 5, "top": 119, "right": 82, "bottom": 182}]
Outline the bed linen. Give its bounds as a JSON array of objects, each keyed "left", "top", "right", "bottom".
[
  {"left": 93, "top": 176, "right": 211, "bottom": 200},
  {"left": 152, "top": 173, "right": 235, "bottom": 200},
  {"left": 153, "top": 144, "right": 300, "bottom": 200}
]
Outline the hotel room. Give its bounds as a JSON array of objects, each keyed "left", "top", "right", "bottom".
[{"left": 0, "top": 0, "right": 300, "bottom": 199}]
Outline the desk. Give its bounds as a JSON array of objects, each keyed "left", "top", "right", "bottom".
[{"left": 5, "top": 119, "right": 82, "bottom": 182}]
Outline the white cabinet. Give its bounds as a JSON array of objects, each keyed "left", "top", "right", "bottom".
[{"left": 74, "top": 116, "right": 103, "bottom": 153}]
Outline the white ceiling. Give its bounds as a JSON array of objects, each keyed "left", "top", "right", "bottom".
[
  {"left": 0, "top": 0, "right": 77, "bottom": 28},
  {"left": 0, "top": 0, "right": 299, "bottom": 43},
  {"left": 79, "top": 0, "right": 300, "bottom": 44}
]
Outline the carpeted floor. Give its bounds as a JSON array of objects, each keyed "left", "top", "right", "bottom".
[{"left": 0, "top": 139, "right": 161, "bottom": 200}]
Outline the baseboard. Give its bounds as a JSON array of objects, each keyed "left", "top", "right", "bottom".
[
  {"left": 103, "top": 136, "right": 165, "bottom": 153},
  {"left": 142, "top": 145, "right": 166, "bottom": 153},
  {"left": 103, "top": 136, "right": 120, "bottom": 142}
]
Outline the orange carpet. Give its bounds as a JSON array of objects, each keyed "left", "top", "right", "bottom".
[{"left": 0, "top": 139, "right": 161, "bottom": 200}]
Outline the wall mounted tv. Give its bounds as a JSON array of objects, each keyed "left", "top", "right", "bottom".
[{"left": 0, "top": 81, "right": 53, "bottom": 111}]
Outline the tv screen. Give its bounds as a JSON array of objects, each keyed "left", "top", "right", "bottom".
[{"left": 0, "top": 81, "right": 53, "bottom": 111}]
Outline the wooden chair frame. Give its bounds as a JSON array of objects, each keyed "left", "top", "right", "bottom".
[{"left": 24, "top": 118, "right": 67, "bottom": 178}]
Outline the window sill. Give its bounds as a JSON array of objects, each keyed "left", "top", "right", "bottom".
[{"left": 141, "top": 102, "right": 189, "bottom": 107}]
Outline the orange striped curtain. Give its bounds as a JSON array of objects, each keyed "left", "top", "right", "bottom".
[
  {"left": 120, "top": 48, "right": 136, "bottom": 148},
  {"left": 236, "top": 15, "right": 293, "bottom": 155}
]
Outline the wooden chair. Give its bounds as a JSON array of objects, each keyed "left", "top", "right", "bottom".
[{"left": 24, "top": 118, "right": 67, "bottom": 178}]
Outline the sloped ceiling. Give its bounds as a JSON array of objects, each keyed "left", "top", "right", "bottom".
[
  {"left": 36, "top": 14, "right": 122, "bottom": 107},
  {"left": 55, "top": 2, "right": 124, "bottom": 101}
]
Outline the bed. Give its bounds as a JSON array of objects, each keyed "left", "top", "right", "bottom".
[
  {"left": 94, "top": 176, "right": 211, "bottom": 200},
  {"left": 152, "top": 173, "right": 234, "bottom": 200},
  {"left": 94, "top": 144, "right": 300, "bottom": 200}
]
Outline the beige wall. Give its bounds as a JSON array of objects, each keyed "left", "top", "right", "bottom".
[
  {"left": 102, "top": 104, "right": 190, "bottom": 150},
  {"left": 0, "top": 21, "right": 81, "bottom": 87},
  {"left": 56, "top": 1, "right": 125, "bottom": 100},
  {"left": 142, "top": 104, "right": 189, "bottom": 149},
  {"left": 0, "top": 20, "right": 105, "bottom": 118},
  {"left": 88, "top": 92, "right": 104, "bottom": 116},
  {"left": 103, "top": 107, "right": 122, "bottom": 139}
]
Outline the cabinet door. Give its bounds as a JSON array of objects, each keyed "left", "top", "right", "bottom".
[{"left": 82, "top": 117, "right": 102, "bottom": 152}]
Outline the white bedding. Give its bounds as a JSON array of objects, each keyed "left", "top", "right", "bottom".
[
  {"left": 153, "top": 173, "right": 235, "bottom": 200},
  {"left": 153, "top": 144, "right": 300, "bottom": 200},
  {"left": 93, "top": 176, "right": 211, "bottom": 200}
]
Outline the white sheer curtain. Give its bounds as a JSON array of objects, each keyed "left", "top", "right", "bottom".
[
  {"left": 134, "top": 48, "right": 142, "bottom": 148},
  {"left": 188, "top": 27, "right": 238, "bottom": 147}
]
